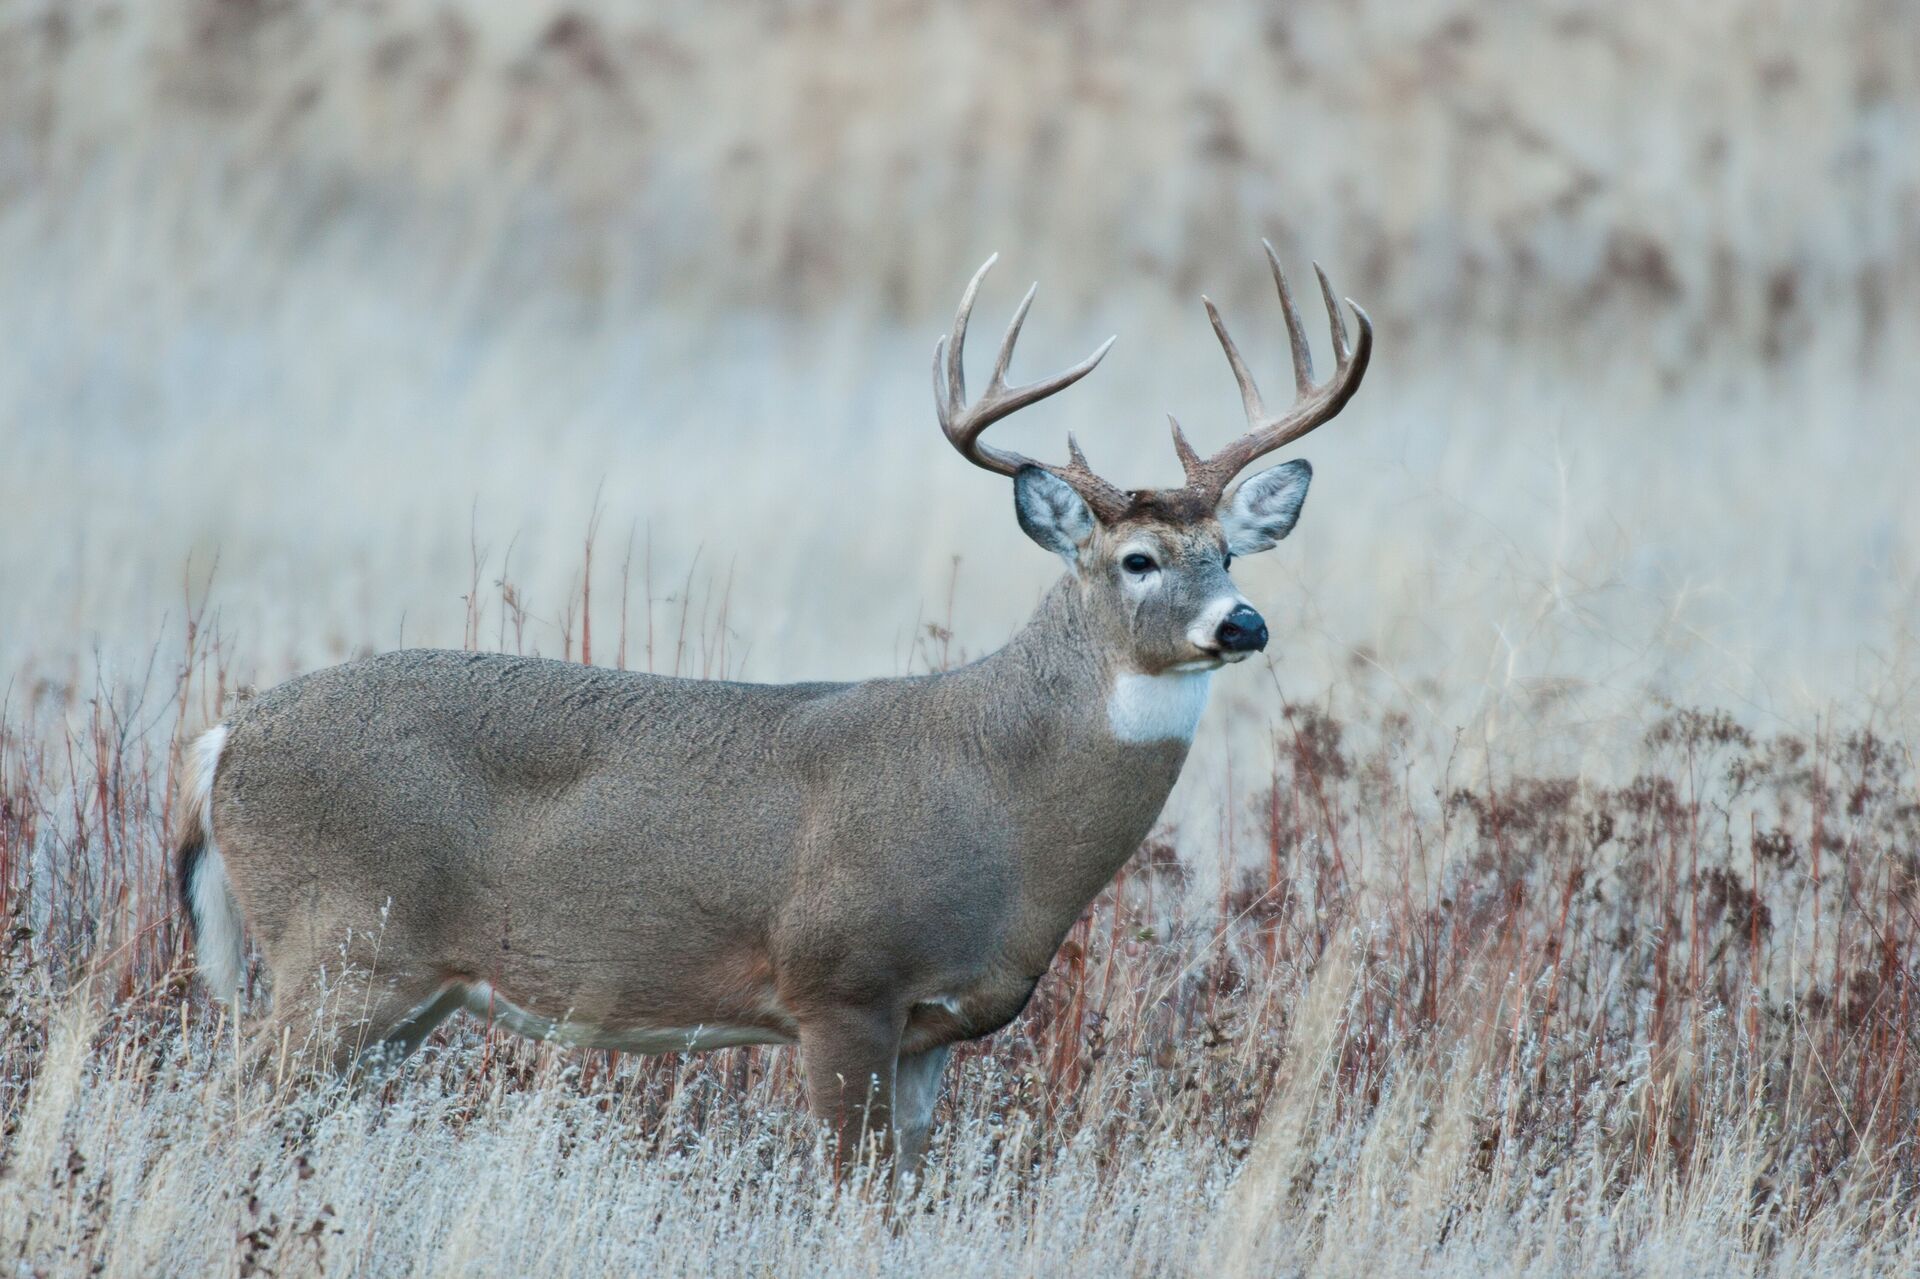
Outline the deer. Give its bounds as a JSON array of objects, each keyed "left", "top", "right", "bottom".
[{"left": 175, "top": 242, "right": 1370, "bottom": 1174}]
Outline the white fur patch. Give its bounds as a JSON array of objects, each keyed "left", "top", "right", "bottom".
[
  {"left": 1106, "top": 670, "right": 1213, "bottom": 743},
  {"left": 184, "top": 725, "right": 245, "bottom": 1001},
  {"left": 1185, "top": 594, "right": 1251, "bottom": 653},
  {"left": 190, "top": 724, "right": 227, "bottom": 833},
  {"left": 461, "top": 982, "right": 794, "bottom": 1054},
  {"left": 915, "top": 994, "right": 965, "bottom": 1015}
]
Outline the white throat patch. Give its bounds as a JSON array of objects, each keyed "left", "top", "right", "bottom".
[{"left": 1106, "top": 670, "right": 1213, "bottom": 743}]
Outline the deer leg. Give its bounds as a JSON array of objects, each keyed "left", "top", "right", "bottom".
[
  {"left": 319, "top": 969, "right": 468, "bottom": 1080},
  {"left": 798, "top": 1005, "right": 905, "bottom": 1174},
  {"left": 246, "top": 959, "right": 459, "bottom": 1083},
  {"left": 893, "top": 1044, "right": 951, "bottom": 1182},
  {"left": 244, "top": 967, "right": 335, "bottom": 1082},
  {"left": 360, "top": 979, "right": 468, "bottom": 1070}
]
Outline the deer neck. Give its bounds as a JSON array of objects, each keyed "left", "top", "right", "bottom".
[
  {"left": 947, "top": 576, "right": 1209, "bottom": 953},
  {"left": 980, "top": 575, "right": 1214, "bottom": 732}
]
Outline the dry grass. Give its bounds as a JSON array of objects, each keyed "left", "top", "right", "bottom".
[
  {"left": 3, "top": 1, "right": 1918, "bottom": 1274},
  {"left": 3, "top": 628, "right": 1918, "bottom": 1273}
]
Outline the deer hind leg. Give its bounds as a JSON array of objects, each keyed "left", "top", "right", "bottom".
[
  {"left": 246, "top": 951, "right": 463, "bottom": 1084},
  {"left": 797, "top": 1006, "right": 906, "bottom": 1174},
  {"left": 354, "top": 978, "right": 469, "bottom": 1074}
]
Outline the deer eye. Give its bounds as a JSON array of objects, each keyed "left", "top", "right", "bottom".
[
  {"left": 1121, "top": 553, "right": 1157, "bottom": 575},
  {"left": 1223, "top": 552, "right": 1233, "bottom": 569}
]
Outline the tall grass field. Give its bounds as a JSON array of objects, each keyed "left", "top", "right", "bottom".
[{"left": 3, "top": 2, "right": 1917, "bottom": 1273}]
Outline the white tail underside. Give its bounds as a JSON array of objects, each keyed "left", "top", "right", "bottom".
[{"left": 184, "top": 725, "right": 244, "bottom": 1001}]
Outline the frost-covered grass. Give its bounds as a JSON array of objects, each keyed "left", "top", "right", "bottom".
[
  {"left": 4, "top": 665, "right": 1917, "bottom": 1274},
  {"left": 3, "top": 2, "right": 1917, "bottom": 1273}
]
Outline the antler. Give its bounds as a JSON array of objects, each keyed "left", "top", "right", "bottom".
[
  {"left": 933, "top": 255, "right": 1129, "bottom": 522},
  {"left": 1170, "top": 240, "right": 1373, "bottom": 503}
]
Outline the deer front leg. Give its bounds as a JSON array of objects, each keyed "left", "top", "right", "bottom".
[
  {"left": 893, "top": 1044, "right": 951, "bottom": 1181},
  {"left": 798, "top": 1005, "right": 904, "bottom": 1175}
]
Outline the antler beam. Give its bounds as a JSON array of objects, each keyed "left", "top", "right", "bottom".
[
  {"left": 932, "top": 256, "right": 1129, "bottom": 522},
  {"left": 1173, "top": 241, "right": 1372, "bottom": 502}
]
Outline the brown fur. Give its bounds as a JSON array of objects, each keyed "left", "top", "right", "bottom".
[
  {"left": 193, "top": 522, "right": 1247, "bottom": 1167},
  {"left": 181, "top": 244, "right": 1367, "bottom": 1174}
]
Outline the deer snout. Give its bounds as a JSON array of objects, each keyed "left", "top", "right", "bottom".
[{"left": 1215, "top": 604, "right": 1268, "bottom": 654}]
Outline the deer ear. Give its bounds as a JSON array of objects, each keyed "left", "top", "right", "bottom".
[
  {"left": 1218, "top": 459, "right": 1311, "bottom": 555},
  {"left": 1014, "top": 467, "right": 1096, "bottom": 564}
]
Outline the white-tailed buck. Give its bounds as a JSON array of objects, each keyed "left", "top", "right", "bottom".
[{"left": 177, "top": 242, "right": 1371, "bottom": 1170}]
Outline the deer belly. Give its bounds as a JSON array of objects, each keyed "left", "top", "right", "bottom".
[{"left": 460, "top": 981, "right": 796, "bottom": 1054}]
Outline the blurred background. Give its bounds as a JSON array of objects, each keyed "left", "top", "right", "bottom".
[
  {"left": 2, "top": 0, "right": 1915, "bottom": 780},
  {"left": 7, "top": 10, "right": 1919, "bottom": 1263}
]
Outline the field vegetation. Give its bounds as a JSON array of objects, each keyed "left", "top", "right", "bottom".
[{"left": 3, "top": 1, "right": 1917, "bottom": 1273}]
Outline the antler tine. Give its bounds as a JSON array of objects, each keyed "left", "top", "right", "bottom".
[
  {"left": 1066, "top": 433, "right": 1094, "bottom": 471},
  {"left": 1267, "top": 239, "right": 1315, "bottom": 395},
  {"left": 988, "top": 282, "right": 1038, "bottom": 393},
  {"left": 932, "top": 256, "right": 1128, "bottom": 519},
  {"left": 1181, "top": 246, "right": 1374, "bottom": 502},
  {"left": 1167, "top": 414, "right": 1204, "bottom": 485},
  {"left": 942, "top": 253, "right": 995, "bottom": 417},
  {"left": 1313, "top": 261, "right": 1350, "bottom": 363},
  {"left": 1202, "top": 295, "right": 1267, "bottom": 426}
]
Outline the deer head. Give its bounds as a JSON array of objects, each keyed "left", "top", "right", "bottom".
[{"left": 933, "top": 242, "right": 1373, "bottom": 677}]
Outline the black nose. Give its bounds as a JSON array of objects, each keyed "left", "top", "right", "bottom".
[{"left": 1216, "top": 605, "right": 1268, "bottom": 654}]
